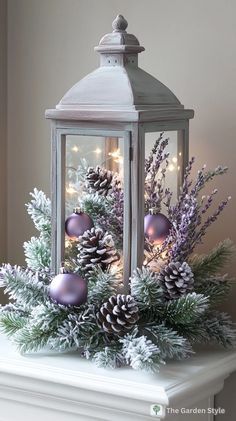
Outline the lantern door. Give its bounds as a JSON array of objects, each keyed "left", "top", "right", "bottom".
[
  {"left": 130, "top": 120, "right": 189, "bottom": 274},
  {"left": 51, "top": 127, "right": 131, "bottom": 286}
]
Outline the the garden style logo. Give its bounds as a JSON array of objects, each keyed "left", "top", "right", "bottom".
[{"left": 150, "top": 404, "right": 164, "bottom": 417}]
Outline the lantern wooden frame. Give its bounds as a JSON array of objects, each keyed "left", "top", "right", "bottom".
[{"left": 46, "top": 15, "right": 194, "bottom": 290}]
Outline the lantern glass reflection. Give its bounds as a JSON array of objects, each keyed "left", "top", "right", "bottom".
[{"left": 64, "top": 134, "right": 124, "bottom": 274}]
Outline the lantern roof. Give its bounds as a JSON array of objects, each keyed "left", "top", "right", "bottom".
[{"left": 46, "top": 15, "right": 194, "bottom": 122}]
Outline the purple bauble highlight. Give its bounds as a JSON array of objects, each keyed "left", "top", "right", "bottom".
[
  {"left": 144, "top": 212, "right": 171, "bottom": 245},
  {"left": 49, "top": 273, "right": 88, "bottom": 306},
  {"left": 65, "top": 210, "right": 94, "bottom": 239}
]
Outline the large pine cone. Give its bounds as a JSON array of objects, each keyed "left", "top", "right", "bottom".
[
  {"left": 77, "top": 227, "right": 119, "bottom": 272},
  {"left": 158, "top": 261, "right": 194, "bottom": 300},
  {"left": 86, "top": 166, "right": 113, "bottom": 196},
  {"left": 97, "top": 294, "right": 139, "bottom": 336}
]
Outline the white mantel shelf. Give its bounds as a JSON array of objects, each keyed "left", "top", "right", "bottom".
[{"left": 0, "top": 334, "right": 236, "bottom": 421}]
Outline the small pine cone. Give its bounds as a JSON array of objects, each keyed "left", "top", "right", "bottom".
[
  {"left": 78, "top": 227, "right": 119, "bottom": 272},
  {"left": 97, "top": 294, "right": 139, "bottom": 336},
  {"left": 158, "top": 261, "right": 194, "bottom": 300},
  {"left": 86, "top": 166, "right": 113, "bottom": 196}
]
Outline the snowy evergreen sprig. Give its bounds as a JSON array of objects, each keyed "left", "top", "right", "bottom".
[
  {"left": 195, "top": 275, "right": 231, "bottom": 305},
  {"left": 130, "top": 267, "right": 163, "bottom": 309},
  {"left": 0, "top": 311, "right": 29, "bottom": 336},
  {"left": 87, "top": 266, "right": 122, "bottom": 305},
  {"left": 142, "top": 323, "right": 194, "bottom": 360},
  {"left": 189, "top": 239, "right": 235, "bottom": 280},
  {"left": 162, "top": 293, "right": 209, "bottom": 325},
  {"left": 93, "top": 346, "right": 125, "bottom": 369},
  {"left": 0, "top": 264, "right": 49, "bottom": 307},
  {"left": 49, "top": 307, "right": 99, "bottom": 352},
  {"left": 13, "top": 302, "right": 71, "bottom": 353},
  {"left": 26, "top": 188, "right": 51, "bottom": 239},
  {"left": 203, "top": 311, "right": 236, "bottom": 348},
  {"left": 181, "top": 311, "right": 236, "bottom": 348},
  {"left": 24, "top": 236, "right": 51, "bottom": 271},
  {"left": 120, "top": 329, "right": 164, "bottom": 372}
]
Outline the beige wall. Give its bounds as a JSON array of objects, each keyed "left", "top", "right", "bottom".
[
  {"left": 3, "top": 0, "right": 236, "bottom": 417},
  {"left": 0, "top": 0, "right": 7, "bottom": 304}
]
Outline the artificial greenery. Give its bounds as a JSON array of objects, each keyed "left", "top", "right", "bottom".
[{"left": 0, "top": 136, "right": 235, "bottom": 373}]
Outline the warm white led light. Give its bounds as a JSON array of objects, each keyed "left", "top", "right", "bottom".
[
  {"left": 66, "top": 185, "right": 77, "bottom": 194},
  {"left": 108, "top": 149, "right": 121, "bottom": 159},
  {"left": 71, "top": 146, "right": 79, "bottom": 152},
  {"left": 169, "top": 164, "right": 175, "bottom": 172}
]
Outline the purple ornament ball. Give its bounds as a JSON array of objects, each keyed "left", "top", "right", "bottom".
[
  {"left": 49, "top": 272, "right": 88, "bottom": 306},
  {"left": 144, "top": 212, "right": 171, "bottom": 245},
  {"left": 65, "top": 208, "right": 94, "bottom": 239}
]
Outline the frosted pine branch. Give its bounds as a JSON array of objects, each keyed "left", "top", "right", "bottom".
[
  {"left": 87, "top": 266, "right": 121, "bottom": 305},
  {"left": 120, "top": 330, "right": 164, "bottom": 372},
  {"left": 93, "top": 346, "right": 125, "bottom": 369},
  {"left": 0, "top": 264, "right": 48, "bottom": 307},
  {"left": 189, "top": 239, "right": 235, "bottom": 280},
  {"left": 202, "top": 311, "right": 236, "bottom": 348},
  {"left": 26, "top": 188, "right": 51, "bottom": 238},
  {"left": 24, "top": 236, "right": 51, "bottom": 271},
  {"left": 143, "top": 323, "right": 194, "bottom": 360},
  {"left": 130, "top": 267, "right": 163, "bottom": 309},
  {"left": 195, "top": 275, "right": 231, "bottom": 305},
  {"left": 162, "top": 293, "right": 209, "bottom": 325}
]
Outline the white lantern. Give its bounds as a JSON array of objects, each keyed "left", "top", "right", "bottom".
[{"left": 46, "top": 15, "right": 194, "bottom": 289}]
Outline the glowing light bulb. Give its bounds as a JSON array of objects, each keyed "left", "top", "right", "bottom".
[
  {"left": 114, "top": 156, "right": 124, "bottom": 164},
  {"left": 179, "top": 152, "right": 182, "bottom": 156},
  {"left": 169, "top": 164, "right": 175, "bottom": 172},
  {"left": 71, "top": 146, "right": 79, "bottom": 152},
  {"left": 65, "top": 239, "right": 71, "bottom": 248},
  {"left": 94, "top": 148, "right": 102, "bottom": 155},
  {"left": 108, "top": 149, "right": 124, "bottom": 165},
  {"left": 66, "top": 185, "right": 77, "bottom": 194},
  {"left": 172, "top": 156, "right": 177, "bottom": 163},
  {"left": 108, "top": 149, "right": 121, "bottom": 159}
]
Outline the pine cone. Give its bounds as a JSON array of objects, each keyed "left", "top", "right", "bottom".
[
  {"left": 77, "top": 227, "right": 119, "bottom": 272},
  {"left": 158, "top": 261, "right": 194, "bottom": 300},
  {"left": 86, "top": 166, "right": 113, "bottom": 196},
  {"left": 97, "top": 294, "right": 139, "bottom": 336}
]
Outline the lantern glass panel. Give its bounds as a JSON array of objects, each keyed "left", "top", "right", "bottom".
[
  {"left": 64, "top": 134, "right": 124, "bottom": 272},
  {"left": 145, "top": 131, "right": 182, "bottom": 207},
  {"left": 143, "top": 130, "right": 186, "bottom": 270}
]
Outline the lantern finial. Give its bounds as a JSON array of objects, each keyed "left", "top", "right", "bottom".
[{"left": 112, "top": 15, "right": 128, "bottom": 32}]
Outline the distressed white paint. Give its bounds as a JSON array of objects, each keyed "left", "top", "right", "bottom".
[{"left": 46, "top": 15, "right": 193, "bottom": 275}]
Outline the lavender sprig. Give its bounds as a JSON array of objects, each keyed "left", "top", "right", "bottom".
[
  {"left": 145, "top": 135, "right": 170, "bottom": 213},
  {"left": 167, "top": 160, "right": 230, "bottom": 262}
]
